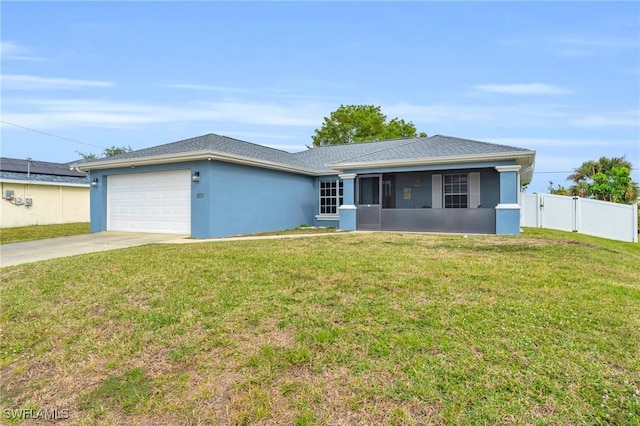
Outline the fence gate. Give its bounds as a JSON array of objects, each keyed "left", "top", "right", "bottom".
[{"left": 521, "top": 193, "right": 638, "bottom": 243}]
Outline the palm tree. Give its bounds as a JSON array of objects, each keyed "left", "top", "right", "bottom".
[
  {"left": 568, "top": 156, "right": 632, "bottom": 184},
  {"left": 569, "top": 182, "right": 590, "bottom": 198},
  {"left": 567, "top": 156, "right": 638, "bottom": 204}
]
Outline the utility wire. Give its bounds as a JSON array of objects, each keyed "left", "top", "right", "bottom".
[
  {"left": 2, "top": 119, "right": 638, "bottom": 174},
  {"left": 0, "top": 120, "right": 106, "bottom": 150},
  {"left": 536, "top": 168, "right": 640, "bottom": 174}
]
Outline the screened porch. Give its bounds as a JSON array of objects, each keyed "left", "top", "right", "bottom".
[{"left": 355, "top": 170, "right": 498, "bottom": 234}]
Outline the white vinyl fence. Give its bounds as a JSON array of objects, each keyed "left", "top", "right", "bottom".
[{"left": 521, "top": 193, "right": 638, "bottom": 243}]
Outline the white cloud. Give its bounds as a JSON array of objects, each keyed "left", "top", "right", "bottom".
[
  {"left": 571, "top": 111, "right": 640, "bottom": 127},
  {"left": 164, "top": 83, "right": 252, "bottom": 94},
  {"left": 384, "top": 102, "right": 570, "bottom": 127},
  {"left": 4, "top": 94, "right": 637, "bottom": 139},
  {"left": 164, "top": 83, "right": 345, "bottom": 103},
  {"left": 1, "top": 98, "right": 326, "bottom": 129},
  {"left": 553, "top": 36, "right": 639, "bottom": 56},
  {"left": 215, "top": 131, "right": 298, "bottom": 141},
  {"left": 556, "top": 36, "right": 637, "bottom": 49},
  {"left": 488, "top": 137, "right": 634, "bottom": 148},
  {"left": 195, "top": 101, "right": 322, "bottom": 126},
  {"left": 384, "top": 103, "right": 494, "bottom": 123},
  {"left": 0, "top": 41, "right": 20, "bottom": 55},
  {"left": 530, "top": 155, "right": 579, "bottom": 174},
  {"left": 474, "top": 83, "right": 571, "bottom": 95},
  {"left": 0, "top": 41, "right": 46, "bottom": 61},
  {"left": 385, "top": 101, "right": 640, "bottom": 132},
  {"left": 2, "top": 74, "right": 114, "bottom": 90},
  {"left": 499, "top": 36, "right": 639, "bottom": 58}
]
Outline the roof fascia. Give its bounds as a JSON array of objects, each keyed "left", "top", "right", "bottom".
[
  {"left": 0, "top": 178, "right": 89, "bottom": 188},
  {"left": 71, "top": 150, "right": 321, "bottom": 176},
  {"left": 327, "top": 151, "right": 536, "bottom": 171}
]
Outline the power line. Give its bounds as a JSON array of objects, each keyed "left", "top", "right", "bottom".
[
  {"left": 2, "top": 120, "right": 638, "bottom": 174},
  {"left": 536, "top": 168, "right": 640, "bottom": 174},
  {"left": 0, "top": 120, "right": 106, "bottom": 150}
]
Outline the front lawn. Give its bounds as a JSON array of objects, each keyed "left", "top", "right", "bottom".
[
  {"left": 1, "top": 229, "right": 639, "bottom": 424},
  {"left": 236, "top": 225, "right": 340, "bottom": 238},
  {"left": 0, "top": 222, "right": 90, "bottom": 244}
]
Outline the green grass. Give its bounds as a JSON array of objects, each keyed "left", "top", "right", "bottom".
[
  {"left": 78, "top": 368, "right": 152, "bottom": 416},
  {"left": 239, "top": 225, "right": 339, "bottom": 237},
  {"left": 1, "top": 228, "right": 639, "bottom": 424},
  {"left": 0, "top": 222, "right": 90, "bottom": 244}
]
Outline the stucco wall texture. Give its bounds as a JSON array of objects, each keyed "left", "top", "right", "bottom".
[{"left": 0, "top": 182, "right": 89, "bottom": 228}]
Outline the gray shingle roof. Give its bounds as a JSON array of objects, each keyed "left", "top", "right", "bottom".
[
  {"left": 74, "top": 133, "right": 534, "bottom": 175},
  {"left": 99, "top": 133, "right": 318, "bottom": 172},
  {"left": 327, "top": 135, "right": 533, "bottom": 166},
  {"left": 292, "top": 138, "right": 416, "bottom": 173}
]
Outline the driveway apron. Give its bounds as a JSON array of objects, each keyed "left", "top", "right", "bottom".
[{"left": 1, "top": 232, "right": 186, "bottom": 267}]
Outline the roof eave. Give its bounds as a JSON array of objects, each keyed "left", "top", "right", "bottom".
[
  {"left": 327, "top": 151, "right": 536, "bottom": 172},
  {"left": 70, "top": 150, "right": 320, "bottom": 176},
  {"left": 0, "top": 178, "right": 90, "bottom": 187}
]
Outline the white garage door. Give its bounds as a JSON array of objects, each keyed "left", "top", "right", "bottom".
[{"left": 107, "top": 170, "right": 191, "bottom": 234}]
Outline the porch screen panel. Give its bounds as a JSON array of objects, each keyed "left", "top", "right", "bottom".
[
  {"left": 357, "top": 176, "right": 381, "bottom": 230},
  {"left": 432, "top": 174, "right": 442, "bottom": 208},
  {"left": 359, "top": 176, "right": 380, "bottom": 205}
]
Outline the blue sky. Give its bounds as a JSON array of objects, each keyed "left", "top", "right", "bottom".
[{"left": 1, "top": 1, "right": 638, "bottom": 194}]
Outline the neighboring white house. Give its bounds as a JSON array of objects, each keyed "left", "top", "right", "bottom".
[{"left": 1, "top": 157, "right": 90, "bottom": 228}]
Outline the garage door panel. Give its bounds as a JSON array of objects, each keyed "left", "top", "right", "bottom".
[{"left": 107, "top": 170, "right": 191, "bottom": 234}]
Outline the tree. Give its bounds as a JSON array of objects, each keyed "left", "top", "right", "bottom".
[
  {"left": 590, "top": 167, "right": 635, "bottom": 203},
  {"left": 77, "top": 145, "right": 133, "bottom": 160},
  {"left": 548, "top": 182, "right": 571, "bottom": 196},
  {"left": 311, "top": 105, "right": 427, "bottom": 147},
  {"left": 568, "top": 156, "right": 632, "bottom": 184},
  {"left": 566, "top": 156, "right": 638, "bottom": 204}
]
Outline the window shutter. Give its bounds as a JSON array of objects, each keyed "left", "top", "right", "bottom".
[
  {"left": 470, "top": 172, "right": 480, "bottom": 208},
  {"left": 432, "top": 174, "right": 442, "bottom": 208}
]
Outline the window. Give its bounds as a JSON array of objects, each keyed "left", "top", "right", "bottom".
[
  {"left": 319, "top": 179, "right": 343, "bottom": 215},
  {"left": 444, "top": 173, "right": 468, "bottom": 208}
]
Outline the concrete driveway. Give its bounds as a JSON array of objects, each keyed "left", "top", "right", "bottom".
[{"left": 1, "top": 232, "right": 188, "bottom": 267}]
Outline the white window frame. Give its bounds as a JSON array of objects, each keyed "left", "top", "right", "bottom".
[
  {"left": 317, "top": 178, "right": 343, "bottom": 220},
  {"left": 443, "top": 173, "right": 469, "bottom": 209}
]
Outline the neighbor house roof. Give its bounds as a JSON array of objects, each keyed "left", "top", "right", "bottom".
[
  {"left": 0, "top": 157, "right": 89, "bottom": 186},
  {"left": 71, "top": 133, "right": 536, "bottom": 182}
]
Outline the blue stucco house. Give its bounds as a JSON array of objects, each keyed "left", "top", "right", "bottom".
[{"left": 71, "top": 134, "right": 535, "bottom": 238}]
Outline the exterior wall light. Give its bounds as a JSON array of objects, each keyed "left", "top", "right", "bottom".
[
  {"left": 192, "top": 171, "right": 200, "bottom": 183},
  {"left": 91, "top": 178, "right": 99, "bottom": 187}
]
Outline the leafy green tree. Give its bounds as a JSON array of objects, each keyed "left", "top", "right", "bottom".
[
  {"left": 311, "top": 105, "right": 427, "bottom": 147},
  {"left": 103, "top": 145, "right": 133, "bottom": 157},
  {"left": 590, "top": 167, "right": 635, "bottom": 203},
  {"left": 77, "top": 145, "right": 133, "bottom": 160},
  {"left": 568, "top": 156, "right": 632, "bottom": 185},
  {"left": 549, "top": 183, "right": 571, "bottom": 196},
  {"left": 566, "top": 156, "right": 638, "bottom": 204}
]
